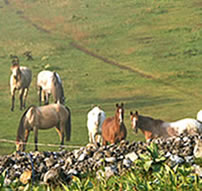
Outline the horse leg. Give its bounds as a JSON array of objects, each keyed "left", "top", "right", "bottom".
[
  {"left": 56, "top": 125, "right": 64, "bottom": 150},
  {"left": 33, "top": 127, "right": 38, "bottom": 151},
  {"left": 89, "top": 132, "right": 93, "bottom": 143},
  {"left": 145, "top": 131, "right": 152, "bottom": 141},
  {"left": 102, "top": 138, "right": 107, "bottom": 146},
  {"left": 19, "top": 88, "right": 25, "bottom": 110},
  {"left": 11, "top": 88, "right": 16, "bottom": 111},
  {"left": 38, "top": 87, "right": 42, "bottom": 105},
  {"left": 45, "top": 92, "right": 50, "bottom": 105},
  {"left": 92, "top": 129, "right": 96, "bottom": 144},
  {"left": 41, "top": 90, "right": 45, "bottom": 105},
  {"left": 23, "top": 88, "right": 29, "bottom": 109},
  {"left": 23, "top": 129, "right": 30, "bottom": 151}
]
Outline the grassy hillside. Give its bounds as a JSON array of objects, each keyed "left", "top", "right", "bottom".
[{"left": 0, "top": 0, "right": 202, "bottom": 155}]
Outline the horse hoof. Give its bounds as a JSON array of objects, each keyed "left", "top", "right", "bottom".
[{"left": 59, "top": 146, "right": 65, "bottom": 151}]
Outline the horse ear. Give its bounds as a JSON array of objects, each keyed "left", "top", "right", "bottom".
[
  {"left": 130, "top": 111, "right": 133, "bottom": 115},
  {"left": 135, "top": 111, "right": 138, "bottom": 115},
  {"left": 91, "top": 104, "right": 96, "bottom": 109},
  {"left": 115, "top": 103, "right": 119, "bottom": 107},
  {"left": 121, "top": 103, "right": 124, "bottom": 107},
  {"left": 11, "top": 62, "right": 19, "bottom": 67}
]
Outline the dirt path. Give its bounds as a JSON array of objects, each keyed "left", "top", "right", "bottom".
[
  {"left": 70, "top": 42, "right": 201, "bottom": 99},
  {"left": 10, "top": 5, "right": 200, "bottom": 99},
  {"left": 70, "top": 42, "right": 154, "bottom": 79}
]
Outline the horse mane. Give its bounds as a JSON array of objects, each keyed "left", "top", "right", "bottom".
[
  {"left": 52, "top": 72, "right": 65, "bottom": 104},
  {"left": 53, "top": 72, "right": 60, "bottom": 85},
  {"left": 65, "top": 106, "right": 71, "bottom": 141},
  {"left": 16, "top": 105, "right": 36, "bottom": 142}
]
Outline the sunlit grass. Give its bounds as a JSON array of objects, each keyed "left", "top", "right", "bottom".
[{"left": 0, "top": 0, "right": 201, "bottom": 154}]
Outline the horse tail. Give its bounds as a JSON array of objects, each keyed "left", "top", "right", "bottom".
[
  {"left": 16, "top": 105, "right": 34, "bottom": 142},
  {"left": 65, "top": 106, "right": 71, "bottom": 141}
]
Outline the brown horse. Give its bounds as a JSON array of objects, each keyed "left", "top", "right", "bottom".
[
  {"left": 130, "top": 111, "right": 177, "bottom": 141},
  {"left": 102, "top": 103, "right": 127, "bottom": 145},
  {"left": 16, "top": 104, "right": 71, "bottom": 151},
  {"left": 10, "top": 62, "right": 32, "bottom": 111}
]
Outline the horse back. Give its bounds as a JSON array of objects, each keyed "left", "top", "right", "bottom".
[
  {"left": 34, "top": 104, "right": 61, "bottom": 128},
  {"left": 20, "top": 66, "right": 32, "bottom": 87},
  {"left": 37, "top": 70, "right": 53, "bottom": 91},
  {"left": 102, "top": 117, "right": 115, "bottom": 129}
]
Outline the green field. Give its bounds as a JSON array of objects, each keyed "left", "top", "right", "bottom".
[{"left": 0, "top": 0, "right": 202, "bottom": 155}]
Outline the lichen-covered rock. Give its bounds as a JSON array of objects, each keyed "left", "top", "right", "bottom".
[
  {"left": 0, "top": 133, "right": 201, "bottom": 185},
  {"left": 194, "top": 139, "right": 202, "bottom": 158}
]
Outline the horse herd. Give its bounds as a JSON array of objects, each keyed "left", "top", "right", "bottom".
[{"left": 9, "top": 60, "right": 202, "bottom": 152}]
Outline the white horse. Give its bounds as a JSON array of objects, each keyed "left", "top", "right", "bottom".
[
  {"left": 197, "top": 110, "right": 202, "bottom": 122},
  {"left": 165, "top": 118, "right": 202, "bottom": 135},
  {"left": 166, "top": 110, "right": 202, "bottom": 135},
  {"left": 87, "top": 106, "right": 106, "bottom": 144},
  {"left": 37, "top": 70, "right": 65, "bottom": 105},
  {"left": 10, "top": 63, "right": 32, "bottom": 111}
]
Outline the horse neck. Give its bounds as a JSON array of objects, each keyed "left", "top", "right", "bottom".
[
  {"left": 16, "top": 114, "right": 25, "bottom": 142},
  {"left": 16, "top": 106, "right": 36, "bottom": 142},
  {"left": 16, "top": 67, "right": 22, "bottom": 81},
  {"left": 137, "top": 115, "right": 146, "bottom": 130},
  {"left": 12, "top": 67, "right": 21, "bottom": 82},
  {"left": 52, "top": 81, "right": 64, "bottom": 103},
  {"left": 138, "top": 115, "right": 156, "bottom": 131}
]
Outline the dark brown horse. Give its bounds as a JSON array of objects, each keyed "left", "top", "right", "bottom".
[
  {"left": 130, "top": 111, "right": 177, "bottom": 141},
  {"left": 102, "top": 103, "right": 127, "bottom": 145},
  {"left": 16, "top": 104, "right": 71, "bottom": 151}
]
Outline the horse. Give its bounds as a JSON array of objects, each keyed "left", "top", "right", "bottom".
[
  {"left": 37, "top": 70, "right": 65, "bottom": 105},
  {"left": 87, "top": 106, "right": 106, "bottom": 144},
  {"left": 102, "top": 103, "right": 127, "bottom": 145},
  {"left": 10, "top": 62, "right": 32, "bottom": 111},
  {"left": 197, "top": 110, "right": 202, "bottom": 122},
  {"left": 16, "top": 103, "right": 71, "bottom": 151},
  {"left": 130, "top": 111, "right": 202, "bottom": 141}
]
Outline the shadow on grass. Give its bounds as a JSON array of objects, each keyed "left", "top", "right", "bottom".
[{"left": 79, "top": 95, "right": 181, "bottom": 110}]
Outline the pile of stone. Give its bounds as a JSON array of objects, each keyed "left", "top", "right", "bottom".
[{"left": 0, "top": 133, "right": 201, "bottom": 185}]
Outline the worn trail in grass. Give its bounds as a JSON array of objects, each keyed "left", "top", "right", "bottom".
[{"left": 0, "top": 0, "right": 201, "bottom": 154}]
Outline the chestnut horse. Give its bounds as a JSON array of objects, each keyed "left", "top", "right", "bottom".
[
  {"left": 10, "top": 62, "right": 32, "bottom": 111},
  {"left": 130, "top": 111, "right": 202, "bottom": 141},
  {"left": 16, "top": 104, "right": 71, "bottom": 151},
  {"left": 102, "top": 103, "right": 127, "bottom": 145}
]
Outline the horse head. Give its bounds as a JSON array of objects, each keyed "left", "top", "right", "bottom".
[
  {"left": 130, "top": 111, "right": 139, "bottom": 133},
  {"left": 11, "top": 63, "right": 21, "bottom": 80},
  {"left": 90, "top": 106, "right": 101, "bottom": 127},
  {"left": 115, "top": 103, "right": 124, "bottom": 123},
  {"left": 16, "top": 106, "right": 36, "bottom": 151}
]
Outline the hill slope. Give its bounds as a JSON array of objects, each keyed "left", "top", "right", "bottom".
[{"left": 0, "top": 0, "right": 202, "bottom": 154}]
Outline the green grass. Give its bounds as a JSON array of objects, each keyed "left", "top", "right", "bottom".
[{"left": 0, "top": 0, "right": 202, "bottom": 155}]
